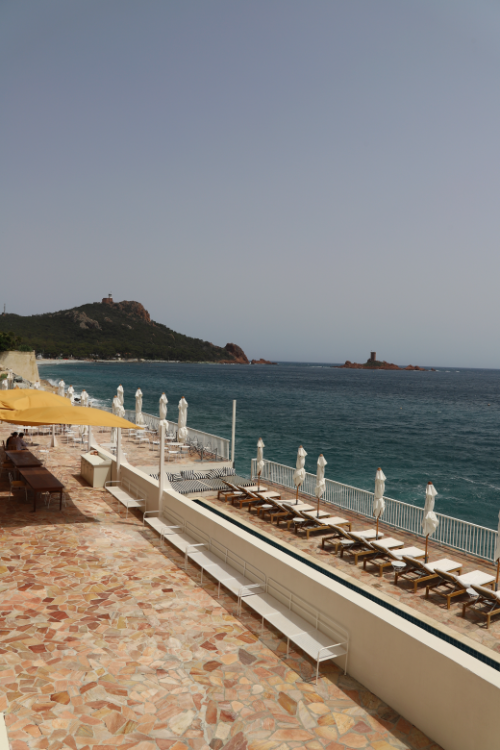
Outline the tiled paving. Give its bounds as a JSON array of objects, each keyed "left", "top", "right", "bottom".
[
  {"left": 197, "top": 487, "right": 500, "bottom": 658},
  {"left": 0, "top": 425, "right": 442, "bottom": 749}
]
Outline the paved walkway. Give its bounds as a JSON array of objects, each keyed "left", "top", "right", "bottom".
[{"left": 0, "top": 427, "right": 441, "bottom": 749}]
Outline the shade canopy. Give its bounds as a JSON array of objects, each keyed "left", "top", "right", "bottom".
[
  {"left": 0, "top": 404, "right": 142, "bottom": 429},
  {"left": 373, "top": 467, "right": 386, "bottom": 519},
  {"left": 293, "top": 446, "right": 307, "bottom": 488},
  {"left": 0, "top": 389, "right": 69, "bottom": 411},
  {"left": 422, "top": 482, "right": 439, "bottom": 537}
]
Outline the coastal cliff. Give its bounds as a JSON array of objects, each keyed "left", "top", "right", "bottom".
[{"left": 0, "top": 300, "right": 251, "bottom": 364}]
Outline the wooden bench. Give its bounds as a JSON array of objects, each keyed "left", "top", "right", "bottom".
[{"left": 105, "top": 479, "right": 146, "bottom": 517}]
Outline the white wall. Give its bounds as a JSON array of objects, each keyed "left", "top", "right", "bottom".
[{"left": 0, "top": 351, "right": 39, "bottom": 383}]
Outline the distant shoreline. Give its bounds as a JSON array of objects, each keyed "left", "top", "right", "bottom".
[{"left": 37, "top": 358, "right": 262, "bottom": 366}]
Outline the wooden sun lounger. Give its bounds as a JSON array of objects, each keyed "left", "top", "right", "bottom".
[
  {"left": 462, "top": 585, "right": 500, "bottom": 629},
  {"left": 363, "top": 543, "right": 425, "bottom": 578},
  {"left": 291, "top": 511, "right": 351, "bottom": 539},
  {"left": 426, "top": 568, "right": 496, "bottom": 609},
  {"left": 341, "top": 535, "right": 403, "bottom": 566},
  {"left": 395, "top": 556, "right": 462, "bottom": 591},
  {"left": 321, "top": 526, "right": 383, "bottom": 553}
]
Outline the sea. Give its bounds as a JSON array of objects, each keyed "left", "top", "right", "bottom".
[{"left": 39, "top": 361, "right": 500, "bottom": 531}]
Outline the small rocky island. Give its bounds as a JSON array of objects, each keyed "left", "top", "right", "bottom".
[{"left": 334, "top": 352, "right": 428, "bottom": 371}]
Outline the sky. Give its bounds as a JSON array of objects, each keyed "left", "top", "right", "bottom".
[{"left": 2, "top": 1, "right": 500, "bottom": 367}]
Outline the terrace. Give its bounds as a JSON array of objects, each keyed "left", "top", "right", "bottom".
[{"left": 0, "top": 423, "right": 443, "bottom": 750}]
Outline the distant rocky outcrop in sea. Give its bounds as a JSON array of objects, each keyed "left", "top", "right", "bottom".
[{"left": 334, "top": 352, "right": 428, "bottom": 371}]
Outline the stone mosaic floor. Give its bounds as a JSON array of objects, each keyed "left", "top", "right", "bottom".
[{"left": 0, "top": 425, "right": 441, "bottom": 749}]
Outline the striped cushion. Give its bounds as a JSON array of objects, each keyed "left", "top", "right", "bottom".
[
  {"left": 222, "top": 466, "right": 236, "bottom": 476},
  {"left": 205, "top": 469, "right": 219, "bottom": 479},
  {"left": 181, "top": 470, "right": 196, "bottom": 480},
  {"left": 167, "top": 472, "right": 183, "bottom": 482},
  {"left": 193, "top": 471, "right": 209, "bottom": 480}
]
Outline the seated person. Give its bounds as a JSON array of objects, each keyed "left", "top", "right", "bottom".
[
  {"left": 5, "top": 432, "right": 18, "bottom": 450},
  {"left": 17, "top": 433, "right": 28, "bottom": 449},
  {"left": 9, "top": 433, "right": 28, "bottom": 451}
]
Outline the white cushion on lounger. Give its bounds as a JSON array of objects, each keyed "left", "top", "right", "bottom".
[
  {"left": 319, "top": 516, "right": 350, "bottom": 527},
  {"left": 456, "top": 571, "right": 495, "bottom": 587},
  {"left": 392, "top": 546, "right": 425, "bottom": 559},
  {"left": 302, "top": 510, "right": 331, "bottom": 519},
  {"left": 423, "top": 558, "right": 460, "bottom": 574},
  {"left": 355, "top": 529, "right": 384, "bottom": 539}
]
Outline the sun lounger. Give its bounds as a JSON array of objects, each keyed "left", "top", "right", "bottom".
[
  {"left": 290, "top": 510, "right": 351, "bottom": 539},
  {"left": 321, "top": 525, "right": 382, "bottom": 553},
  {"left": 232, "top": 487, "right": 270, "bottom": 509},
  {"left": 281, "top": 501, "right": 315, "bottom": 512},
  {"left": 364, "top": 543, "right": 425, "bottom": 577},
  {"left": 462, "top": 585, "right": 500, "bottom": 629},
  {"left": 394, "top": 556, "right": 462, "bottom": 590},
  {"left": 426, "top": 568, "right": 496, "bottom": 609},
  {"left": 256, "top": 498, "right": 297, "bottom": 524},
  {"left": 276, "top": 504, "right": 314, "bottom": 525}
]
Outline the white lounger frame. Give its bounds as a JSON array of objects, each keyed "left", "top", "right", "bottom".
[
  {"left": 105, "top": 479, "right": 146, "bottom": 517},
  {"left": 144, "top": 509, "right": 349, "bottom": 681}
]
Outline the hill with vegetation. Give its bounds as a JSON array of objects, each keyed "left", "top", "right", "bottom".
[{"left": 0, "top": 300, "right": 250, "bottom": 363}]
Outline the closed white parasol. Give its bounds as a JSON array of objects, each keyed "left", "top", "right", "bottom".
[
  {"left": 135, "top": 388, "right": 145, "bottom": 426},
  {"left": 256, "top": 438, "right": 265, "bottom": 490},
  {"left": 315, "top": 454, "right": 327, "bottom": 517},
  {"left": 117, "top": 385, "right": 124, "bottom": 406},
  {"left": 293, "top": 445, "right": 307, "bottom": 504},
  {"left": 422, "top": 481, "right": 438, "bottom": 562},
  {"left": 373, "top": 468, "right": 386, "bottom": 539},
  {"left": 111, "top": 395, "right": 121, "bottom": 445},
  {"left": 67, "top": 385, "right": 74, "bottom": 403},
  {"left": 80, "top": 390, "right": 89, "bottom": 407},
  {"left": 1, "top": 379, "right": 7, "bottom": 390},
  {"left": 159, "top": 392, "right": 168, "bottom": 427},
  {"left": 177, "top": 397, "right": 188, "bottom": 443},
  {"left": 58, "top": 380, "right": 65, "bottom": 397},
  {"left": 494, "top": 511, "right": 500, "bottom": 590}
]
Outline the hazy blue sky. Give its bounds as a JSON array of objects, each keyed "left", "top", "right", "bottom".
[{"left": 2, "top": 1, "right": 500, "bottom": 366}]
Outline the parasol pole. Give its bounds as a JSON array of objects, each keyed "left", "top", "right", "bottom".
[
  {"left": 376, "top": 514, "right": 379, "bottom": 540},
  {"left": 496, "top": 559, "right": 500, "bottom": 591},
  {"left": 425, "top": 534, "right": 429, "bottom": 564}
]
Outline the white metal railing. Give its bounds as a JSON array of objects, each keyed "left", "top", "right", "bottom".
[
  {"left": 117, "top": 408, "right": 230, "bottom": 460},
  {"left": 251, "top": 458, "right": 499, "bottom": 562}
]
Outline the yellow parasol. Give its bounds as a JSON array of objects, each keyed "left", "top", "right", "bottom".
[
  {"left": 0, "top": 389, "right": 69, "bottom": 411},
  {"left": 0, "top": 404, "right": 142, "bottom": 430}
]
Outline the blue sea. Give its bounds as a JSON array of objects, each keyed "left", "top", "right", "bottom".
[{"left": 39, "top": 362, "right": 500, "bottom": 530}]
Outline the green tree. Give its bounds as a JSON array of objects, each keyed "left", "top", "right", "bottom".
[{"left": 0, "top": 331, "right": 22, "bottom": 352}]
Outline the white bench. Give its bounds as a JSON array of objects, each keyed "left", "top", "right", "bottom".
[
  {"left": 105, "top": 479, "right": 146, "bottom": 517},
  {"left": 243, "top": 579, "right": 348, "bottom": 680},
  {"left": 144, "top": 511, "right": 348, "bottom": 680}
]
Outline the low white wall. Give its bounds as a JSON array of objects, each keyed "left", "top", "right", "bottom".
[
  {"left": 0, "top": 351, "right": 39, "bottom": 383},
  {"left": 159, "top": 491, "right": 500, "bottom": 750},
  {"left": 96, "top": 449, "right": 500, "bottom": 750}
]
